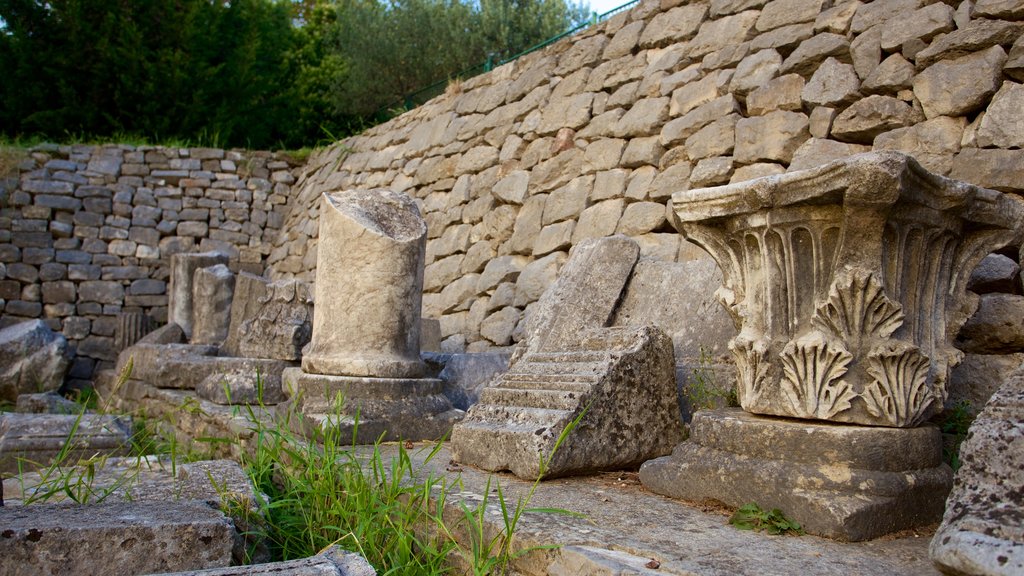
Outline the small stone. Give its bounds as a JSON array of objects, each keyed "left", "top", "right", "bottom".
[
  {"left": 479, "top": 307, "right": 521, "bottom": 346},
  {"left": 493, "top": 170, "right": 530, "bottom": 205},
  {"left": 973, "top": 0, "right": 1024, "bottom": 18},
  {"left": 514, "top": 251, "right": 567, "bottom": 307},
  {"left": 685, "top": 114, "right": 740, "bottom": 161},
  {"left": 809, "top": 106, "right": 838, "bottom": 138},
  {"left": 621, "top": 136, "right": 666, "bottom": 167}
]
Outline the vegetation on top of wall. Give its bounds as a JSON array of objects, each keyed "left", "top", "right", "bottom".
[{"left": 0, "top": 0, "right": 588, "bottom": 150}]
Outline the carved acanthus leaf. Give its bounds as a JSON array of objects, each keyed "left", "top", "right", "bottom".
[
  {"left": 780, "top": 334, "right": 855, "bottom": 420},
  {"left": 731, "top": 335, "right": 771, "bottom": 412},
  {"left": 813, "top": 271, "right": 904, "bottom": 343},
  {"left": 863, "top": 343, "right": 934, "bottom": 427}
]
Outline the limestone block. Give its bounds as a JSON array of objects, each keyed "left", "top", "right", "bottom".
[
  {"left": 480, "top": 307, "right": 521, "bottom": 346},
  {"left": 879, "top": 2, "right": 954, "bottom": 51},
  {"left": 649, "top": 163, "right": 693, "bottom": 201},
  {"left": 529, "top": 149, "right": 585, "bottom": 193},
  {"left": 493, "top": 170, "right": 530, "bottom": 205},
  {"left": 749, "top": 21, "right": 815, "bottom": 53},
  {"left": 453, "top": 325, "right": 683, "bottom": 479},
  {"left": 687, "top": 10, "right": 761, "bottom": 59},
  {"left": 914, "top": 18, "right": 1022, "bottom": 68},
  {"left": 710, "top": 0, "right": 768, "bottom": 17},
  {"left": 517, "top": 236, "right": 640, "bottom": 358},
  {"left": 480, "top": 204, "right": 517, "bottom": 243},
  {"left": 813, "top": 0, "right": 859, "bottom": 34},
  {"left": 302, "top": 190, "right": 426, "bottom": 379},
  {"left": 437, "top": 273, "right": 480, "bottom": 313},
  {"left": 509, "top": 194, "right": 547, "bottom": 255},
  {"left": 930, "top": 367, "right": 1024, "bottom": 576},
  {"left": 583, "top": 139, "right": 626, "bottom": 172},
  {"left": 617, "top": 202, "right": 668, "bottom": 236},
  {"left": 789, "top": 137, "right": 871, "bottom": 172},
  {"left": 433, "top": 352, "right": 511, "bottom": 410},
  {"left": 850, "top": 26, "right": 881, "bottom": 81},
  {"left": 137, "top": 322, "right": 185, "bottom": 345},
  {"left": 779, "top": 32, "right": 851, "bottom": 77},
  {"left": 191, "top": 264, "right": 235, "bottom": 346},
  {"left": 1007, "top": 36, "right": 1024, "bottom": 81},
  {"left": 604, "top": 20, "right": 645, "bottom": 59},
  {"left": 640, "top": 409, "right": 952, "bottom": 541},
  {"left": 973, "top": 0, "right": 1024, "bottom": 18},
  {"left": 661, "top": 94, "right": 740, "bottom": 145},
  {"left": 615, "top": 97, "right": 670, "bottom": 138},
  {"left": 153, "top": 547, "right": 377, "bottom": 576},
  {"left": 0, "top": 413, "right": 131, "bottom": 474},
  {"left": 746, "top": 74, "right": 804, "bottom": 115},
  {"left": 801, "top": 57, "right": 861, "bottom": 107},
  {"left": 729, "top": 49, "right": 782, "bottom": 96},
  {"left": 543, "top": 176, "right": 590, "bottom": 225},
  {"left": 913, "top": 45, "right": 1006, "bottom": 119},
  {"left": 168, "top": 251, "right": 230, "bottom": 339},
  {"left": 0, "top": 501, "right": 235, "bottom": 575},
  {"left": 514, "top": 251, "right": 568, "bottom": 307},
  {"left": 621, "top": 136, "right": 666, "bottom": 166},
  {"left": 638, "top": 4, "right": 707, "bottom": 48},
  {"left": 689, "top": 156, "right": 734, "bottom": 188},
  {"left": 79, "top": 280, "right": 125, "bottom": 304},
  {"left": 196, "top": 358, "right": 290, "bottom": 405},
  {"left": 756, "top": 0, "right": 828, "bottom": 31},
  {"left": 947, "top": 353, "right": 1024, "bottom": 414},
  {"left": 873, "top": 115, "right": 965, "bottom": 176},
  {"left": 851, "top": 0, "right": 924, "bottom": 33},
  {"left": 950, "top": 148, "right": 1024, "bottom": 193},
  {"left": 967, "top": 253, "right": 1020, "bottom": 294},
  {"left": 612, "top": 257, "right": 735, "bottom": 362},
  {"left": 977, "top": 81, "right": 1024, "bottom": 149},
  {"left": 554, "top": 34, "right": 607, "bottom": 75},
  {"left": 14, "top": 392, "right": 79, "bottom": 414},
  {"left": 221, "top": 273, "right": 313, "bottom": 361},
  {"left": 538, "top": 93, "right": 594, "bottom": 135},
  {"left": 956, "top": 294, "right": 1024, "bottom": 354},
  {"left": 831, "top": 95, "right": 924, "bottom": 144},
  {"left": 533, "top": 221, "right": 575, "bottom": 256},
  {"left": 477, "top": 256, "right": 530, "bottom": 293},
  {"left": 685, "top": 114, "right": 740, "bottom": 161},
  {"left": 734, "top": 110, "right": 810, "bottom": 164},
  {"left": 862, "top": 54, "right": 916, "bottom": 95},
  {"left": 0, "top": 319, "right": 72, "bottom": 403},
  {"left": 573, "top": 199, "right": 625, "bottom": 244}
]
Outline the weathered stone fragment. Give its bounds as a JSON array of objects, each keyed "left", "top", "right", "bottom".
[
  {"left": 117, "top": 343, "right": 218, "bottom": 388},
  {"left": 976, "top": 81, "right": 1024, "bottom": 149},
  {"left": 153, "top": 546, "right": 377, "bottom": 576},
  {"left": 967, "top": 253, "right": 1020, "bottom": 294},
  {"left": 0, "top": 412, "right": 131, "bottom": 473},
  {"left": 221, "top": 273, "right": 313, "bottom": 361},
  {"left": 453, "top": 326, "right": 682, "bottom": 479},
  {"left": 831, "top": 95, "right": 923, "bottom": 143},
  {"left": 191, "top": 264, "right": 235, "bottom": 346},
  {"left": 514, "top": 236, "right": 640, "bottom": 359},
  {"left": 930, "top": 367, "right": 1024, "bottom": 576},
  {"left": 168, "top": 251, "right": 230, "bottom": 339},
  {"left": 114, "top": 311, "right": 153, "bottom": 352},
  {"left": 0, "top": 319, "right": 72, "bottom": 403},
  {"left": 14, "top": 392, "right": 80, "bottom": 414},
  {"left": 913, "top": 46, "right": 1006, "bottom": 119},
  {"left": 956, "top": 294, "right": 1024, "bottom": 354},
  {"left": 688, "top": 11, "right": 761, "bottom": 59},
  {"left": 734, "top": 110, "right": 810, "bottom": 164},
  {"left": 0, "top": 501, "right": 236, "bottom": 575},
  {"left": 640, "top": 409, "right": 953, "bottom": 541}
]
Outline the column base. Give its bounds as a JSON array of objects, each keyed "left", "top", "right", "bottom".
[
  {"left": 639, "top": 408, "right": 953, "bottom": 541},
  {"left": 278, "top": 368, "right": 464, "bottom": 443}
]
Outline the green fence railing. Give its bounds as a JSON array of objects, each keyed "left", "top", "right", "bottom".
[{"left": 375, "top": 0, "right": 640, "bottom": 119}]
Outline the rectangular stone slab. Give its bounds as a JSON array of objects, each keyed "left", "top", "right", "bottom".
[
  {"left": 146, "top": 546, "right": 376, "bottom": 576},
  {"left": 0, "top": 500, "right": 236, "bottom": 575},
  {"left": 0, "top": 413, "right": 131, "bottom": 474}
]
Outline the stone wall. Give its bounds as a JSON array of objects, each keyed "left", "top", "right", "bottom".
[
  {"left": 0, "top": 144, "right": 299, "bottom": 386},
  {"left": 266, "top": 0, "right": 1024, "bottom": 355}
]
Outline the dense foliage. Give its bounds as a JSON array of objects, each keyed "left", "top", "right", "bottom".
[{"left": 0, "top": 0, "right": 589, "bottom": 149}]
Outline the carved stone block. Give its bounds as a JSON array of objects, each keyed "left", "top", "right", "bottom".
[
  {"left": 670, "top": 152, "right": 1024, "bottom": 427},
  {"left": 221, "top": 272, "right": 313, "bottom": 361}
]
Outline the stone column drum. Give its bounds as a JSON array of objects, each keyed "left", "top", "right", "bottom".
[
  {"left": 301, "top": 190, "right": 426, "bottom": 379},
  {"left": 640, "top": 152, "right": 1024, "bottom": 541},
  {"left": 283, "top": 189, "right": 462, "bottom": 443}
]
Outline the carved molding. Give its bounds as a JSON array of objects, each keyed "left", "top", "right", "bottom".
[
  {"left": 732, "top": 335, "right": 771, "bottom": 412},
  {"left": 812, "top": 272, "right": 903, "bottom": 344}
]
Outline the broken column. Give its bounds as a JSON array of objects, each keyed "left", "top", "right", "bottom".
[
  {"left": 452, "top": 236, "right": 683, "bottom": 479},
  {"left": 114, "top": 311, "right": 153, "bottom": 352},
  {"left": 283, "top": 189, "right": 462, "bottom": 442},
  {"left": 191, "top": 264, "right": 236, "bottom": 346},
  {"left": 168, "top": 251, "right": 230, "bottom": 339},
  {"left": 641, "top": 152, "right": 1024, "bottom": 540}
]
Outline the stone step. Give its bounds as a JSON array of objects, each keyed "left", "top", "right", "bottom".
[
  {"left": 507, "top": 359, "right": 607, "bottom": 378},
  {"left": 499, "top": 373, "right": 599, "bottom": 389},
  {"left": 465, "top": 403, "right": 573, "bottom": 429},
  {"left": 523, "top": 351, "right": 611, "bottom": 365},
  {"left": 479, "top": 387, "right": 584, "bottom": 411}
]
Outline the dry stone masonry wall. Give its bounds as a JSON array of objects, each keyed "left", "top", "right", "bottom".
[
  {"left": 267, "top": 0, "right": 1024, "bottom": 355},
  {"left": 0, "top": 145, "right": 300, "bottom": 386}
]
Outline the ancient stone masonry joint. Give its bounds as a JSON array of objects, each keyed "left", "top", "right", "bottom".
[{"left": 670, "top": 151, "right": 1024, "bottom": 427}]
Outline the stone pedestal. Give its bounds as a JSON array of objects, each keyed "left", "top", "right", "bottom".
[
  {"left": 168, "top": 251, "right": 229, "bottom": 339},
  {"left": 639, "top": 409, "right": 953, "bottom": 541},
  {"left": 284, "top": 189, "right": 462, "bottom": 442}
]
